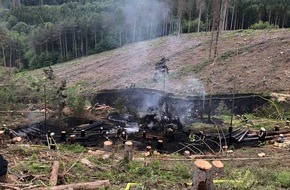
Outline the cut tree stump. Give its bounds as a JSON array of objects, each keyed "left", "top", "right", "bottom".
[
  {"left": 192, "top": 159, "right": 213, "bottom": 190},
  {"left": 49, "top": 161, "right": 59, "bottom": 186},
  {"left": 104, "top": 141, "right": 113, "bottom": 151},
  {"left": 124, "top": 141, "right": 133, "bottom": 161},
  {"left": 70, "top": 135, "right": 76, "bottom": 144},
  {"left": 184, "top": 150, "right": 190, "bottom": 157},
  {"left": 35, "top": 180, "right": 110, "bottom": 190}
]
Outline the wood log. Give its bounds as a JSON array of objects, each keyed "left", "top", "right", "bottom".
[
  {"left": 80, "top": 157, "right": 109, "bottom": 171},
  {"left": 5, "top": 137, "right": 22, "bottom": 144},
  {"left": 238, "top": 130, "right": 249, "bottom": 142},
  {"left": 103, "top": 141, "right": 113, "bottom": 151},
  {"left": 232, "top": 130, "right": 246, "bottom": 139},
  {"left": 35, "top": 180, "right": 110, "bottom": 190},
  {"left": 49, "top": 161, "right": 59, "bottom": 186}
]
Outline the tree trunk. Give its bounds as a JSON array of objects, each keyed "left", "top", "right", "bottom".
[
  {"left": 9, "top": 45, "right": 12, "bottom": 68},
  {"left": 85, "top": 26, "right": 88, "bottom": 56},
  {"left": 59, "top": 35, "right": 63, "bottom": 61},
  {"left": 197, "top": 7, "right": 202, "bottom": 32},
  {"left": 241, "top": 13, "right": 244, "bottom": 29},
  {"left": 2, "top": 45, "right": 6, "bottom": 67},
  {"left": 188, "top": 9, "right": 192, "bottom": 33},
  {"left": 274, "top": 11, "right": 278, "bottom": 27},
  {"left": 94, "top": 32, "right": 97, "bottom": 49},
  {"left": 80, "top": 34, "right": 84, "bottom": 56},
  {"left": 119, "top": 26, "right": 122, "bottom": 47},
  {"left": 73, "top": 29, "right": 77, "bottom": 58},
  {"left": 132, "top": 19, "right": 136, "bottom": 43},
  {"left": 233, "top": 13, "right": 237, "bottom": 30},
  {"left": 64, "top": 34, "right": 68, "bottom": 60},
  {"left": 268, "top": 9, "right": 272, "bottom": 24},
  {"left": 230, "top": 2, "right": 235, "bottom": 30}
]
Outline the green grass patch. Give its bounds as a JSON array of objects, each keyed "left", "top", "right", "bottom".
[
  {"left": 275, "top": 171, "right": 290, "bottom": 188},
  {"left": 173, "top": 59, "right": 213, "bottom": 79},
  {"left": 58, "top": 144, "right": 87, "bottom": 153}
]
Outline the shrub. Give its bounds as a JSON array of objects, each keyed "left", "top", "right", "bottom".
[{"left": 250, "top": 21, "right": 276, "bottom": 30}]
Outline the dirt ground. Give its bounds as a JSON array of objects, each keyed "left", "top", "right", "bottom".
[{"left": 19, "top": 28, "right": 290, "bottom": 96}]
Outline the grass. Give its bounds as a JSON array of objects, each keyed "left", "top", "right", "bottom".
[{"left": 173, "top": 59, "right": 213, "bottom": 78}]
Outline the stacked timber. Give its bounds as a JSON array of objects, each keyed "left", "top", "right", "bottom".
[{"left": 221, "top": 128, "right": 290, "bottom": 142}]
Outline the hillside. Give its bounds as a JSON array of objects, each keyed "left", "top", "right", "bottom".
[{"left": 19, "top": 29, "right": 290, "bottom": 96}]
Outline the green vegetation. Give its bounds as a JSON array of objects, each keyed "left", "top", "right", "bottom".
[
  {"left": 0, "top": 0, "right": 289, "bottom": 70},
  {"left": 250, "top": 21, "right": 276, "bottom": 30},
  {"left": 173, "top": 59, "right": 213, "bottom": 78}
]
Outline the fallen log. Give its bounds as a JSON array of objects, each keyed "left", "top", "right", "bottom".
[
  {"left": 238, "top": 130, "right": 249, "bottom": 142},
  {"left": 243, "top": 135, "right": 274, "bottom": 141},
  {"left": 49, "top": 161, "right": 59, "bottom": 186},
  {"left": 35, "top": 180, "right": 110, "bottom": 190},
  {"left": 232, "top": 130, "right": 246, "bottom": 139}
]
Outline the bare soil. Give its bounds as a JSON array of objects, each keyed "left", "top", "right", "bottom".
[{"left": 21, "top": 29, "right": 290, "bottom": 96}]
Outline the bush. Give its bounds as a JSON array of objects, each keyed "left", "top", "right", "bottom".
[
  {"left": 182, "top": 18, "right": 205, "bottom": 33},
  {"left": 250, "top": 21, "right": 276, "bottom": 30}
]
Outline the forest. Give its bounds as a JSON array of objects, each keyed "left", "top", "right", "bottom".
[{"left": 0, "top": 0, "right": 289, "bottom": 70}]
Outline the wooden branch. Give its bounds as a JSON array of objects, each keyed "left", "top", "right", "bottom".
[
  {"left": 35, "top": 180, "right": 110, "bottom": 190},
  {"left": 81, "top": 157, "right": 109, "bottom": 171},
  {"left": 49, "top": 161, "right": 60, "bottom": 186},
  {"left": 81, "top": 158, "right": 94, "bottom": 168},
  {"left": 0, "top": 182, "right": 33, "bottom": 190}
]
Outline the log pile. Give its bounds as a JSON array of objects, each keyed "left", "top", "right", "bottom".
[{"left": 222, "top": 128, "right": 290, "bottom": 142}]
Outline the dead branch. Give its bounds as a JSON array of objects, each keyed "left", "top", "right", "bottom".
[
  {"left": 0, "top": 182, "right": 33, "bottom": 190},
  {"left": 49, "top": 161, "right": 59, "bottom": 186},
  {"left": 80, "top": 158, "right": 109, "bottom": 171},
  {"left": 35, "top": 180, "right": 110, "bottom": 190}
]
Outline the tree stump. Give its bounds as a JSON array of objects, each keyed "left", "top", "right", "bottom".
[
  {"left": 103, "top": 141, "right": 113, "bottom": 151},
  {"left": 81, "top": 129, "right": 85, "bottom": 137},
  {"left": 60, "top": 131, "right": 66, "bottom": 142},
  {"left": 124, "top": 141, "right": 133, "bottom": 161},
  {"left": 192, "top": 159, "right": 213, "bottom": 190},
  {"left": 157, "top": 140, "right": 163, "bottom": 150},
  {"left": 10, "top": 137, "right": 22, "bottom": 144},
  {"left": 142, "top": 131, "right": 146, "bottom": 139},
  {"left": 146, "top": 146, "right": 151, "bottom": 152},
  {"left": 184, "top": 150, "right": 190, "bottom": 157},
  {"left": 70, "top": 135, "right": 76, "bottom": 144}
]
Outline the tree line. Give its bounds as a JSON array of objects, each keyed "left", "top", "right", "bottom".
[{"left": 0, "top": 0, "right": 289, "bottom": 70}]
